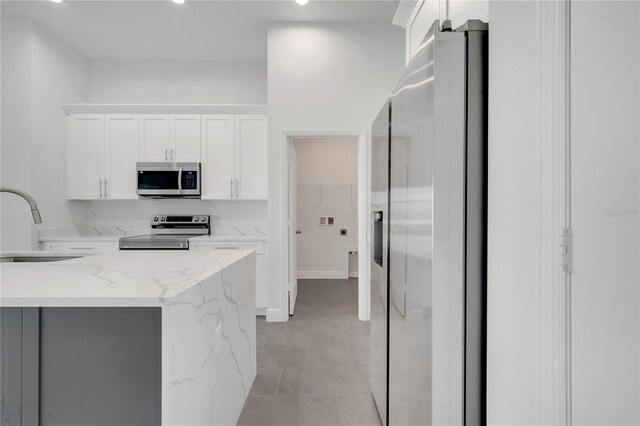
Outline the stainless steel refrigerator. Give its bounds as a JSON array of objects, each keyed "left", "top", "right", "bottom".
[{"left": 370, "top": 20, "right": 487, "bottom": 426}]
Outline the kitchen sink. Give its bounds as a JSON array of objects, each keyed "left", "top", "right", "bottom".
[{"left": 0, "top": 255, "right": 82, "bottom": 263}]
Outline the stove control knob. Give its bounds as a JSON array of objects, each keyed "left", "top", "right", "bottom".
[
  {"left": 153, "top": 217, "right": 159, "bottom": 222},
  {"left": 201, "top": 216, "right": 207, "bottom": 222},
  {"left": 195, "top": 217, "right": 200, "bottom": 222},
  {"left": 160, "top": 217, "right": 166, "bottom": 222}
]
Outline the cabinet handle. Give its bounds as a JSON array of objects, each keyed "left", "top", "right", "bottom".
[
  {"left": 235, "top": 178, "right": 239, "bottom": 199},
  {"left": 230, "top": 178, "right": 234, "bottom": 198},
  {"left": 99, "top": 178, "right": 103, "bottom": 199},
  {"left": 68, "top": 247, "right": 95, "bottom": 250},
  {"left": 104, "top": 178, "right": 108, "bottom": 198},
  {"left": 171, "top": 148, "right": 175, "bottom": 161},
  {"left": 165, "top": 148, "right": 168, "bottom": 161}
]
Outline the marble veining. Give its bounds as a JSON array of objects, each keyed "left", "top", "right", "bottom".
[{"left": 1, "top": 250, "right": 257, "bottom": 425}]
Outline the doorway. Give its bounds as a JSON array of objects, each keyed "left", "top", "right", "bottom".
[{"left": 286, "top": 135, "right": 367, "bottom": 318}]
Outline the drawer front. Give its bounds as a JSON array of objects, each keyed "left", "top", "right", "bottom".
[
  {"left": 190, "top": 241, "right": 264, "bottom": 254},
  {"left": 42, "top": 242, "right": 119, "bottom": 252}
]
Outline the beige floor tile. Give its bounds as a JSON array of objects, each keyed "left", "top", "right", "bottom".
[
  {"left": 337, "top": 394, "right": 383, "bottom": 426},
  {"left": 237, "top": 395, "right": 340, "bottom": 425},
  {"left": 307, "top": 347, "right": 369, "bottom": 368},
  {"left": 258, "top": 347, "right": 309, "bottom": 369},
  {"left": 265, "top": 332, "right": 330, "bottom": 348},
  {"left": 249, "top": 368, "right": 282, "bottom": 395},
  {"left": 277, "top": 367, "right": 369, "bottom": 395}
]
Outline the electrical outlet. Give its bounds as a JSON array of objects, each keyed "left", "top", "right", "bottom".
[
  {"left": 249, "top": 211, "right": 256, "bottom": 219},
  {"left": 319, "top": 216, "right": 327, "bottom": 225},
  {"left": 328, "top": 217, "right": 334, "bottom": 225},
  {"left": 118, "top": 211, "right": 125, "bottom": 221},
  {"left": 340, "top": 229, "right": 347, "bottom": 236},
  {"left": 215, "top": 324, "right": 223, "bottom": 356}
]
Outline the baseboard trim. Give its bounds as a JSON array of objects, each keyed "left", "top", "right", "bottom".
[
  {"left": 297, "top": 271, "right": 349, "bottom": 279},
  {"left": 266, "top": 308, "right": 285, "bottom": 322},
  {"left": 256, "top": 307, "right": 267, "bottom": 316}
]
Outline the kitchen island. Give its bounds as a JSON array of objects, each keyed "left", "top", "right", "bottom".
[{"left": 0, "top": 249, "right": 256, "bottom": 426}]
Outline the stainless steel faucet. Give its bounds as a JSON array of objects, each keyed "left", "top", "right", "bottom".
[{"left": 0, "top": 186, "right": 42, "bottom": 224}]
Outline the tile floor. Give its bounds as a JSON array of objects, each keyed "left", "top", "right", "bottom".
[{"left": 238, "top": 278, "right": 383, "bottom": 426}]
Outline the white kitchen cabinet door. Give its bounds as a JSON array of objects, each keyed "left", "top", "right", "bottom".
[
  {"left": 171, "top": 115, "right": 201, "bottom": 162},
  {"left": 105, "top": 114, "right": 138, "bottom": 199},
  {"left": 67, "top": 114, "right": 105, "bottom": 200},
  {"left": 139, "top": 114, "right": 171, "bottom": 162},
  {"left": 235, "top": 115, "right": 268, "bottom": 199},
  {"left": 201, "top": 115, "right": 235, "bottom": 199}
]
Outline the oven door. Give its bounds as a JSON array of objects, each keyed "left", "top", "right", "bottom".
[{"left": 137, "top": 162, "right": 201, "bottom": 198}]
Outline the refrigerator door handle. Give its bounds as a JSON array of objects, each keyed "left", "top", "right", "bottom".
[{"left": 372, "top": 211, "right": 384, "bottom": 266}]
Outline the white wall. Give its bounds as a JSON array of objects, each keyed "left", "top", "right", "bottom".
[
  {"left": 1, "top": 20, "right": 33, "bottom": 251},
  {"left": 294, "top": 138, "right": 358, "bottom": 278},
  {"left": 267, "top": 23, "right": 404, "bottom": 321},
  {"left": 570, "top": 2, "right": 640, "bottom": 424},
  {"left": 1, "top": 20, "right": 90, "bottom": 251},
  {"left": 486, "top": 2, "right": 541, "bottom": 424},
  {"left": 88, "top": 59, "right": 267, "bottom": 104}
]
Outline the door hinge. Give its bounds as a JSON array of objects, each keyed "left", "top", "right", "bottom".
[{"left": 559, "top": 226, "right": 572, "bottom": 273}]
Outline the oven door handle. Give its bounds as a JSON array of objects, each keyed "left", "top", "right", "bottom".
[{"left": 178, "top": 167, "right": 183, "bottom": 193}]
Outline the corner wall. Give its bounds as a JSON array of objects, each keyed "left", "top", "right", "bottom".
[
  {"left": 88, "top": 59, "right": 267, "bottom": 104},
  {"left": 1, "top": 20, "right": 90, "bottom": 251},
  {"left": 267, "top": 22, "right": 405, "bottom": 321}
]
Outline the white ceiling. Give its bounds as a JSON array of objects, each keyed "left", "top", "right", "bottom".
[{"left": 1, "top": 0, "right": 400, "bottom": 61}]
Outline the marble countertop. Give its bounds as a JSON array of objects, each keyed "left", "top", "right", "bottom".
[
  {"left": 0, "top": 249, "right": 253, "bottom": 308},
  {"left": 38, "top": 226, "right": 267, "bottom": 243}
]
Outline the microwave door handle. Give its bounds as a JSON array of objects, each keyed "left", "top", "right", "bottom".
[{"left": 178, "top": 167, "right": 183, "bottom": 193}]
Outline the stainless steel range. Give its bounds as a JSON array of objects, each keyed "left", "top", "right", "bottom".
[{"left": 119, "top": 215, "right": 210, "bottom": 250}]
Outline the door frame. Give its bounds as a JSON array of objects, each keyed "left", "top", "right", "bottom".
[
  {"left": 281, "top": 129, "right": 371, "bottom": 321},
  {"left": 539, "top": 0, "right": 572, "bottom": 423}
]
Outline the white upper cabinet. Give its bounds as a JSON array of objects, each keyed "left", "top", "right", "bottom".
[
  {"left": 172, "top": 115, "right": 201, "bottom": 162},
  {"left": 67, "top": 114, "right": 105, "bottom": 200},
  {"left": 105, "top": 114, "right": 139, "bottom": 199},
  {"left": 67, "top": 110, "right": 265, "bottom": 201},
  {"left": 139, "top": 114, "right": 200, "bottom": 162},
  {"left": 235, "top": 115, "right": 268, "bottom": 200},
  {"left": 68, "top": 114, "right": 139, "bottom": 200},
  {"left": 201, "top": 115, "right": 235, "bottom": 199},
  {"left": 201, "top": 114, "right": 267, "bottom": 200},
  {"left": 139, "top": 114, "right": 171, "bottom": 162}
]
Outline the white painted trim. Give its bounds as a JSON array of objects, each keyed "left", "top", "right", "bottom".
[
  {"left": 297, "top": 271, "right": 348, "bottom": 279},
  {"left": 256, "top": 307, "right": 267, "bottom": 316},
  {"left": 393, "top": 0, "right": 420, "bottom": 28},
  {"left": 539, "top": 1, "right": 572, "bottom": 424},
  {"left": 61, "top": 103, "right": 268, "bottom": 115},
  {"left": 281, "top": 129, "right": 371, "bottom": 323},
  {"left": 266, "top": 308, "right": 283, "bottom": 322}
]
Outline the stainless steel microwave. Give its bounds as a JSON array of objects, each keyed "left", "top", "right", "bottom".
[{"left": 136, "top": 162, "right": 201, "bottom": 199}]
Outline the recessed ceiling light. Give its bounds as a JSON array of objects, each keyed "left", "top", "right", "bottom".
[
  {"left": 295, "top": 0, "right": 309, "bottom": 5},
  {"left": 172, "top": 0, "right": 185, "bottom": 4},
  {"left": 50, "top": 0, "right": 62, "bottom": 3}
]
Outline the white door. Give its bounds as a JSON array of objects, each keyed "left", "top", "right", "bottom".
[
  {"left": 235, "top": 115, "right": 268, "bottom": 199},
  {"left": 201, "top": 115, "right": 235, "bottom": 199},
  {"left": 570, "top": 2, "right": 640, "bottom": 424},
  {"left": 67, "top": 114, "right": 105, "bottom": 200},
  {"left": 139, "top": 114, "right": 171, "bottom": 162},
  {"left": 288, "top": 143, "right": 298, "bottom": 315},
  {"left": 104, "top": 114, "right": 138, "bottom": 199},
  {"left": 171, "top": 115, "right": 201, "bottom": 162}
]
